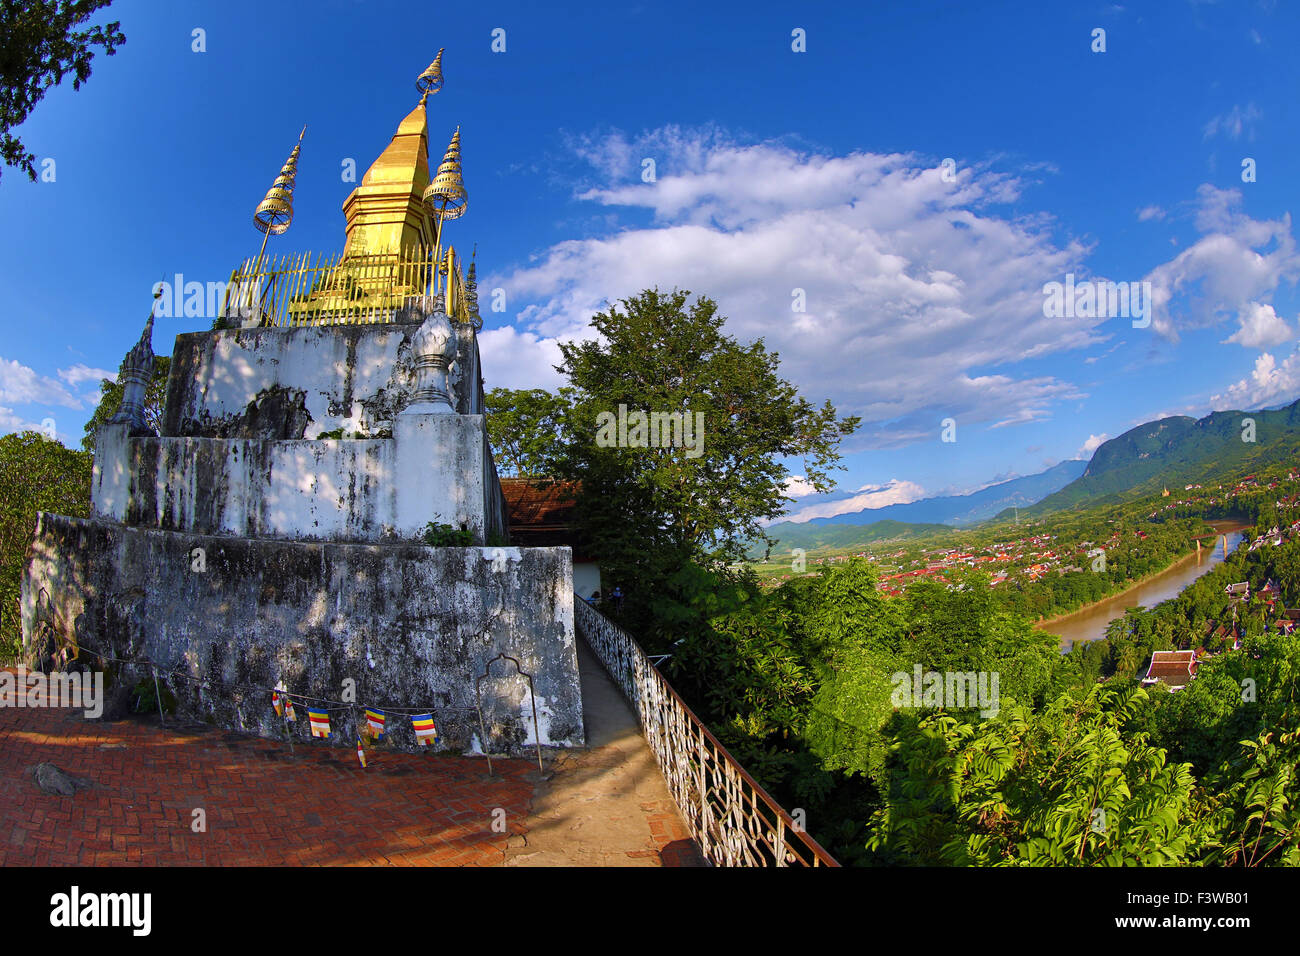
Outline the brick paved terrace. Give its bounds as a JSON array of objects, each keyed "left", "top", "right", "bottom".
[{"left": 0, "top": 641, "right": 702, "bottom": 867}]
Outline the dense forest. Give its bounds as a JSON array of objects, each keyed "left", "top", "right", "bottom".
[{"left": 642, "top": 506, "right": 1300, "bottom": 864}]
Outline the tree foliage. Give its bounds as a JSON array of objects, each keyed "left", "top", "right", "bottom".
[
  {"left": 866, "top": 687, "right": 1203, "bottom": 865},
  {"left": 484, "top": 386, "right": 572, "bottom": 477},
  {"left": 552, "top": 288, "right": 857, "bottom": 637},
  {"left": 0, "top": 0, "right": 124, "bottom": 183},
  {"left": 0, "top": 432, "right": 92, "bottom": 659}
]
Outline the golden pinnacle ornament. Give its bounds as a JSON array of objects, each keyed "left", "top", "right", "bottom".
[
  {"left": 464, "top": 247, "right": 481, "bottom": 331},
  {"left": 424, "top": 125, "right": 467, "bottom": 276},
  {"left": 254, "top": 127, "right": 305, "bottom": 238},
  {"left": 424, "top": 126, "right": 467, "bottom": 221},
  {"left": 251, "top": 127, "right": 306, "bottom": 282},
  {"left": 416, "top": 48, "right": 444, "bottom": 102}
]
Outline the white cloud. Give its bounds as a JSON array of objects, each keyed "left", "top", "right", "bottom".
[
  {"left": 1223, "top": 301, "right": 1292, "bottom": 349},
  {"left": 1137, "top": 205, "right": 1165, "bottom": 222},
  {"left": 0, "top": 406, "right": 43, "bottom": 433},
  {"left": 476, "top": 325, "right": 567, "bottom": 392},
  {"left": 0, "top": 358, "right": 82, "bottom": 409},
  {"left": 58, "top": 364, "right": 115, "bottom": 390},
  {"left": 1143, "top": 185, "right": 1300, "bottom": 343},
  {"left": 1079, "top": 433, "right": 1109, "bottom": 456},
  {"left": 0, "top": 406, "right": 72, "bottom": 443},
  {"left": 781, "top": 478, "right": 927, "bottom": 523},
  {"left": 1203, "top": 103, "right": 1262, "bottom": 142},
  {"left": 783, "top": 475, "right": 819, "bottom": 499},
  {"left": 491, "top": 128, "right": 1102, "bottom": 450},
  {"left": 1210, "top": 350, "right": 1300, "bottom": 410}
]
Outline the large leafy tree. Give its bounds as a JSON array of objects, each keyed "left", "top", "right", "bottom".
[
  {"left": 1, "top": 0, "right": 125, "bottom": 183},
  {"left": 0, "top": 432, "right": 92, "bottom": 658},
  {"left": 484, "top": 386, "right": 573, "bottom": 477},
  {"left": 81, "top": 355, "right": 169, "bottom": 451},
  {"left": 553, "top": 288, "right": 858, "bottom": 625}
]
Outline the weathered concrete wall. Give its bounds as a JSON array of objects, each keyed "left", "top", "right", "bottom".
[
  {"left": 91, "top": 415, "right": 509, "bottom": 544},
  {"left": 21, "top": 513, "right": 583, "bottom": 753},
  {"left": 94, "top": 430, "right": 398, "bottom": 540},
  {"left": 483, "top": 441, "right": 507, "bottom": 544},
  {"left": 106, "top": 322, "right": 509, "bottom": 543},
  {"left": 162, "top": 322, "right": 487, "bottom": 438}
]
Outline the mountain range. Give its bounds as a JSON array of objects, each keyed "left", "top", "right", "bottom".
[
  {"left": 759, "top": 459, "right": 1087, "bottom": 555},
  {"left": 785, "top": 459, "right": 1086, "bottom": 529},
  {"left": 1013, "top": 397, "right": 1300, "bottom": 516},
  {"left": 759, "top": 396, "right": 1300, "bottom": 557}
]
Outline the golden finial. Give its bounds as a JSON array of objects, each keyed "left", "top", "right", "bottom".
[
  {"left": 423, "top": 126, "right": 466, "bottom": 220},
  {"left": 248, "top": 127, "right": 305, "bottom": 313},
  {"left": 416, "top": 49, "right": 444, "bottom": 105},
  {"left": 254, "top": 126, "right": 305, "bottom": 237}
]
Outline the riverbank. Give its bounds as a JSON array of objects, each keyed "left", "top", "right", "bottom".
[
  {"left": 1035, "top": 545, "right": 1204, "bottom": 630},
  {"left": 1035, "top": 521, "right": 1248, "bottom": 645}
]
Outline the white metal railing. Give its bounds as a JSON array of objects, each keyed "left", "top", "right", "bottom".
[{"left": 574, "top": 597, "right": 838, "bottom": 867}]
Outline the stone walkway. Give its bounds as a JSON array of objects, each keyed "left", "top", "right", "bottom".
[
  {"left": 505, "top": 639, "right": 701, "bottom": 866},
  {"left": 0, "top": 644, "right": 702, "bottom": 867}
]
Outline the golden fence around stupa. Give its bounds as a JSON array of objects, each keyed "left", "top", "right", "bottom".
[{"left": 221, "top": 245, "right": 466, "bottom": 327}]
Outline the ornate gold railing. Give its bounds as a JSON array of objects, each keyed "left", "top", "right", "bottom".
[
  {"left": 574, "top": 598, "right": 838, "bottom": 867},
  {"left": 221, "top": 245, "right": 469, "bottom": 327}
]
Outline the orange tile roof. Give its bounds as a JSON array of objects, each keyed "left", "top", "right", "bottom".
[
  {"left": 1145, "top": 651, "right": 1198, "bottom": 685},
  {"left": 499, "top": 478, "right": 579, "bottom": 528}
]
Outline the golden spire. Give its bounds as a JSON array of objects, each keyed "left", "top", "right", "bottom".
[
  {"left": 248, "top": 127, "right": 305, "bottom": 314},
  {"left": 255, "top": 126, "right": 305, "bottom": 237},
  {"left": 341, "top": 55, "right": 450, "bottom": 257},
  {"left": 424, "top": 127, "right": 466, "bottom": 279},
  {"left": 416, "top": 48, "right": 444, "bottom": 105},
  {"left": 423, "top": 126, "right": 467, "bottom": 220}
]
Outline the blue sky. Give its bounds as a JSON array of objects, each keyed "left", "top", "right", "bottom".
[{"left": 2, "top": 0, "right": 1298, "bottom": 521}]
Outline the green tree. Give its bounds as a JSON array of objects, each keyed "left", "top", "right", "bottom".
[
  {"left": 0, "top": 432, "right": 92, "bottom": 658},
  {"left": 1, "top": 0, "right": 125, "bottom": 183},
  {"left": 804, "top": 644, "right": 903, "bottom": 783},
  {"left": 81, "top": 355, "right": 170, "bottom": 451},
  {"left": 866, "top": 687, "right": 1203, "bottom": 866},
  {"left": 1194, "top": 724, "right": 1300, "bottom": 866},
  {"left": 553, "top": 288, "right": 858, "bottom": 633},
  {"left": 484, "top": 386, "right": 572, "bottom": 477}
]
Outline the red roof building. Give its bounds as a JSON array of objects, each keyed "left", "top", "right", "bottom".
[
  {"left": 499, "top": 478, "right": 603, "bottom": 599},
  {"left": 1141, "top": 650, "right": 1198, "bottom": 691}
]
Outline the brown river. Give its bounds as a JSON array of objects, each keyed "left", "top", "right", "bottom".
[{"left": 1036, "top": 520, "right": 1249, "bottom": 650}]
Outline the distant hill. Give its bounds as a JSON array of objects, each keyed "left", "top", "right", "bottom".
[
  {"left": 1014, "top": 397, "right": 1300, "bottom": 517},
  {"left": 756, "top": 518, "right": 955, "bottom": 557},
  {"left": 793, "top": 459, "right": 1087, "bottom": 528}
]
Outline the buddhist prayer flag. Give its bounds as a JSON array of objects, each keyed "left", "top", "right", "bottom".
[
  {"left": 308, "top": 707, "right": 331, "bottom": 738},
  {"left": 283, "top": 696, "right": 296, "bottom": 721},
  {"left": 364, "top": 708, "right": 386, "bottom": 739},
  {"left": 356, "top": 737, "right": 367, "bottom": 768},
  {"left": 272, "top": 690, "right": 284, "bottom": 718},
  {"left": 411, "top": 713, "right": 438, "bottom": 746}
]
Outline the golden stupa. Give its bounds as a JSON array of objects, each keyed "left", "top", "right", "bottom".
[
  {"left": 341, "top": 49, "right": 462, "bottom": 259},
  {"left": 237, "top": 49, "right": 476, "bottom": 326}
]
